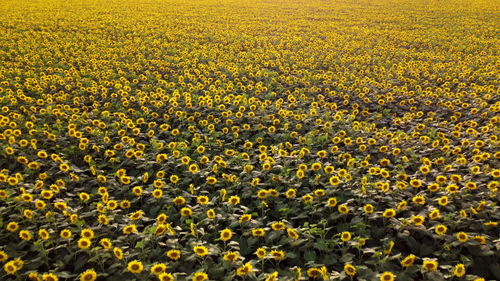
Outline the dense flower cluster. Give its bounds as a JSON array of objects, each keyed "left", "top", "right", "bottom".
[{"left": 0, "top": 0, "right": 498, "bottom": 280}]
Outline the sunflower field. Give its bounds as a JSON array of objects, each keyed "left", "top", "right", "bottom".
[{"left": 0, "top": 0, "right": 498, "bottom": 280}]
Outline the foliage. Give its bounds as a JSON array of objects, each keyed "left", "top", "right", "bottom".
[{"left": 0, "top": 0, "right": 498, "bottom": 280}]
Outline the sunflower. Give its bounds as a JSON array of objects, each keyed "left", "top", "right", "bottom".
[
  {"left": 338, "top": 204, "right": 349, "bottom": 214},
  {"left": 459, "top": 210, "right": 468, "bottom": 218},
  {"left": 3, "top": 261, "right": 17, "bottom": 275},
  {"left": 429, "top": 210, "right": 441, "bottom": 220},
  {"left": 155, "top": 224, "right": 168, "bottom": 236},
  {"left": 270, "top": 250, "right": 285, "bottom": 260},
  {"left": 99, "top": 238, "right": 112, "bottom": 249},
  {"left": 106, "top": 200, "right": 118, "bottom": 210},
  {"left": 434, "top": 224, "right": 447, "bottom": 235},
  {"left": 329, "top": 176, "right": 341, "bottom": 186},
  {"left": 271, "top": 222, "right": 286, "bottom": 231},
  {"left": 127, "top": 260, "right": 143, "bottom": 274},
  {"left": 307, "top": 267, "right": 321, "bottom": 278},
  {"left": 473, "top": 235, "right": 487, "bottom": 244},
  {"left": 206, "top": 177, "right": 217, "bottom": 185},
  {"left": 255, "top": 247, "right": 267, "bottom": 259},
  {"left": 411, "top": 215, "right": 425, "bottom": 226},
  {"left": 60, "top": 229, "right": 72, "bottom": 239},
  {"left": 326, "top": 197, "right": 337, "bottom": 207},
  {"left": 223, "top": 251, "right": 239, "bottom": 262},
  {"left": 153, "top": 180, "right": 165, "bottom": 188},
  {"left": 206, "top": 209, "right": 216, "bottom": 219},
  {"left": 409, "top": 179, "right": 422, "bottom": 188},
  {"left": 193, "top": 246, "right": 208, "bottom": 256},
  {"left": 197, "top": 196, "right": 209, "bottom": 205},
  {"left": 156, "top": 214, "right": 168, "bottom": 224},
  {"left": 152, "top": 189, "right": 163, "bottom": 199},
  {"left": 79, "top": 192, "right": 90, "bottom": 201},
  {"left": 228, "top": 196, "right": 240, "bottom": 205},
  {"left": 28, "top": 272, "right": 40, "bottom": 280},
  {"left": 422, "top": 260, "right": 438, "bottom": 271},
  {"left": 435, "top": 196, "right": 448, "bottom": 207},
  {"left": 344, "top": 264, "right": 357, "bottom": 276},
  {"left": 77, "top": 238, "right": 91, "bottom": 249},
  {"left": 397, "top": 201, "right": 407, "bottom": 210},
  {"left": 170, "top": 175, "right": 180, "bottom": 184},
  {"left": 0, "top": 190, "right": 8, "bottom": 200},
  {"left": 132, "top": 186, "right": 143, "bottom": 196},
  {"left": 311, "top": 162, "right": 322, "bottom": 171},
  {"left": 157, "top": 272, "right": 174, "bottom": 281},
  {"left": 81, "top": 228, "right": 94, "bottom": 239},
  {"left": 123, "top": 224, "right": 137, "bottom": 235},
  {"left": 302, "top": 194, "right": 314, "bottom": 203},
  {"left": 382, "top": 209, "right": 396, "bottom": 218},
  {"left": 285, "top": 188, "right": 296, "bottom": 198},
  {"left": 220, "top": 228, "right": 233, "bottom": 241},
  {"left": 401, "top": 254, "right": 416, "bottom": 267},
  {"left": 363, "top": 204, "right": 374, "bottom": 214},
  {"left": 80, "top": 269, "right": 97, "bottom": 281},
  {"left": 150, "top": 263, "right": 167, "bottom": 276},
  {"left": 456, "top": 232, "right": 468, "bottom": 242},
  {"left": 453, "top": 263, "right": 466, "bottom": 277},
  {"left": 19, "top": 230, "right": 32, "bottom": 241},
  {"left": 252, "top": 228, "right": 266, "bottom": 237},
  {"left": 6, "top": 222, "right": 19, "bottom": 232},
  {"left": 265, "top": 272, "right": 279, "bottom": 281},
  {"left": 236, "top": 262, "right": 253, "bottom": 276},
  {"left": 379, "top": 272, "right": 395, "bottom": 281},
  {"left": 340, "top": 231, "right": 352, "bottom": 242},
  {"left": 446, "top": 184, "right": 459, "bottom": 193},
  {"left": 427, "top": 183, "right": 440, "bottom": 192},
  {"left": 257, "top": 189, "right": 268, "bottom": 199},
  {"left": 42, "top": 273, "right": 59, "bottom": 281},
  {"left": 166, "top": 249, "right": 181, "bottom": 260},
  {"left": 0, "top": 250, "right": 8, "bottom": 262},
  {"left": 412, "top": 195, "right": 425, "bottom": 205},
  {"left": 180, "top": 207, "right": 192, "bottom": 217},
  {"left": 192, "top": 272, "right": 208, "bottom": 281},
  {"left": 113, "top": 247, "right": 123, "bottom": 260},
  {"left": 172, "top": 196, "right": 186, "bottom": 206},
  {"left": 296, "top": 169, "right": 305, "bottom": 179},
  {"left": 287, "top": 228, "right": 299, "bottom": 239},
  {"left": 98, "top": 214, "right": 109, "bottom": 225},
  {"left": 238, "top": 214, "right": 252, "bottom": 223},
  {"left": 7, "top": 177, "right": 19, "bottom": 186}
]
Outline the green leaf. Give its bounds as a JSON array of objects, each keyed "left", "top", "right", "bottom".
[
  {"left": 322, "top": 254, "right": 337, "bottom": 265},
  {"left": 490, "top": 264, "right": 500, "bottom": 280},
  {"left": 304, "top": 250, "right": 316, "bottom": 262}
]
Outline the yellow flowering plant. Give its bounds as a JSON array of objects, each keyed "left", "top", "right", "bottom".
[{"left": 0, "top": 0, "right": 498, "bottom": 280}]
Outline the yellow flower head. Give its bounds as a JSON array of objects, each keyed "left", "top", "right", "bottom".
[
  {"left": 422, "top": 259, "right": 438, "bottom": 271},
  {"left": 379, "top": 272, "right": 395, "bottom": 281},
  {"left": 150, "top": 263, "right": 167, "bottom": 276},
  {"left": 270, "top": 250, "right": 286, "bottom": 260},
  {"left": 453, "top": 263, "right": 466, "bottom": 277},
  {"left": 193, "top": 246, "right": 208, "bottom": 256},
  {"left": 80, "top": 269, "right": 97, "bottom": 281},
  {"left": 340, "top": 231, "right": 352, "bottom": 242},
  {"left": 220, "top": 228, "right": 233, "bottom": 241},
  {"left": 42, "top": 273, "right": 59, "bottom": 281},
  {"left": 127, "top": 260, "right": 143, "bottom": 274},
  {"left": 344, "top": 264, "right": 357, "bottom": 276},
  {"left": 166, "top": 249, "right": 181, "bottom": 260},
  {"left": 401, "top": 254, "right": 416, "bottom": 267},
  {"left": 223, "top": 251, "right": 239, "bottom": 262},
  {"left": 77, "top": 238, "right": 92, "bottom": 249},
  {"left": 192, "top": 272, "right": 208, "bottom": 281},
  {"left": 236, "top": 262, "right": 253, "bottom": 276}
]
